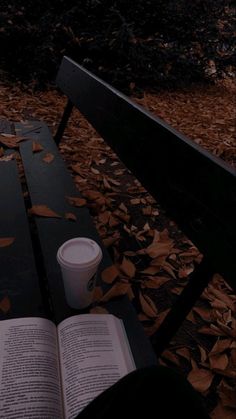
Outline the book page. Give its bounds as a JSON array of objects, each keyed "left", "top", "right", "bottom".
[
  {"left": 0, "top": 317, "right": 63, "bottom": 418},
  {"left": 58, "top": 314, "right": 135, "bottom": 418}
]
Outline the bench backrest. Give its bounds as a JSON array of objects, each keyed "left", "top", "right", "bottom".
[{"left": 56, "top": 56, "right": 236, "bottom": 290}]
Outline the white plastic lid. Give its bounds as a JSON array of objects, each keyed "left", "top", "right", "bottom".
[{"left": 57, "top": 237, "right": 102, "bottom": 270}]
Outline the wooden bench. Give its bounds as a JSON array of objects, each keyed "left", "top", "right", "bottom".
[
  {"left": 1, "top": 55, "right": 235, "bottom": 360},
  {"left": 55, "top": 56, "right": 236, "bottom": 356},
  {"left": 0, "top": 121, "right": 156, "bottom": 368}
]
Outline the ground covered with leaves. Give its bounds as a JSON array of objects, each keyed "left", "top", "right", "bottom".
[
  {"left": 1, "top": 0, "right": 235, "bottom": 89},
  {"left": 0, "top": 79, "right": 235, "bottom": 418}
]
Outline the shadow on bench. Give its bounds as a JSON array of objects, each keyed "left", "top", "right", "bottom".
[{"left": 55, "top": 56, "right": 236, "bottom": 356}]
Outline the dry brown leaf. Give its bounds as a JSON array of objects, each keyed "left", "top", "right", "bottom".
[
  {"left": 193, "top": 306, "right": 212, "bottom": 322},
  {"left": 119, "top": 257, "right": 136, "bottom": 278},
  {"left": 162, "top": 350, "right": 181, "bottom": 366},
  {"left": 210, "top": 339, "right": 233, "bottom": 355},
  {"left": 198, "top": 346, "right": 208, "bottom": 363},
  {"left": 144, "top": 276, "right": 170, "bottom": 289},
  {"left": 32, "top": 141, "right": 43, "bottom": 153},
  {"left": 178, "top": 265, "right": 194, "bottom": 278},
  {"left": 98, "top": 211, "right": 111, "bottom": 224},
  {"left": 93, "top": 286, "right": 103, "bottom": 302},
  {"left": 82, "top": 189, "right": 104, "bottom": 201},
  {"left": 130, "top": 198, "right": 141, "bottom": 205},
  {"left": 43, "top": 152, "right": 54, "bottom": 163},
  {"left": 113, "top": 209, "right": 130, "bottom": 223},
  {"left": 65, "top": 212, "right": 77, "bottom": 221},
  {"left": 187, "top": 363, "right": 214, "bottom": 393},
  {"left": 0, "top": 146, "right": 4, "bottom": 156},
  {"left": 176, "top": 347, "right": 192, "bottom": 361},
  {"left": 67, "top": 196, "right": 87, "bottom": 207},
  {"left": 141, "top": 266, "right": 161, "bottom": 275},
  {"left": 198, "top": 325, "right": 228, "bottom": 337},
  {"left": 209, "top": 353, "right": 229, "bottom": 370},
  {"left": 90, "top": 306, "right": 108, "bottom": 314},
  {"left": 217, "top": 380, "right": 236, "bottom": 409},
  {"left": 211, "top": 401, "right": 236, "bottom": 419},
  {"left": 0, "top": 153, "right": 15, "bottom": 162},
  {"left": 119, "top": 202, "right": 128, "bottom": 213},
  {"left": 109, "top": 214, "right": 120, "bottom": 227},
  {"left": 28, "top": 205, "right": 61, "bottom": 218},
  {"left": 0, "top": 296, "right": 11, "bottom": 313},
  {"left": 0, "top": 237, "right": 15, "bottom": 247},
  {"left": 91, "top": 167, "right": 100, "bottom": 175},
  {"left": 162, "top": 262, "right": 176, "bottom": 278},
  {"left": 101, "top": 282, "right": 131, "bottom": 302},
  {"left": 142, "top": 242, "right": 173, "bottom": 259},
  {"left": 208, "top": 284, "right": 235, "bottom": 311},
  {"left": 0, "top": 133, "right": 27, "bottom": 148},
  {"left": 101, "top": 265, "right": 119, "bottom": 284},
  {"left": 139, "top": 292, "right": 158, "bottom": 318},
  {"left": 103, "top": 235, "right": 119, "bottom": 248}
]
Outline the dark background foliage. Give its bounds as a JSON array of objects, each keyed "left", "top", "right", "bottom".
[{"left": 0, "top": 0, "right": 235, "bottom": 90}]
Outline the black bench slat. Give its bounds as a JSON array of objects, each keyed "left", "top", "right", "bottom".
[
  {"left": 17, "top": 121, "right": 112, "bottom": 324},
  {"left": 56, "top": 56, "right": 236, "bottom": 290},
  {"left": 0, "top": 160, "right": 44, "bottom": 319}
]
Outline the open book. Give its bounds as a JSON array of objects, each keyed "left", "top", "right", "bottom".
[{"left": 0, "top": 313, "right": 139, "bottom": 418}]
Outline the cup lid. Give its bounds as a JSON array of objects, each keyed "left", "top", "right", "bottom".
[{"left": 57, "top": 237, "right": 102, "bottom": 270}]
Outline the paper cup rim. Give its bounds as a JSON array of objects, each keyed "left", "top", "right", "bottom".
[{"left": 57, "top": 237, "right": 102, "bottom": 271}]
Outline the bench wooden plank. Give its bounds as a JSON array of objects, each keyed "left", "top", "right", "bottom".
[
  {"left": 17, "top": 121, "right": 112, "bottom": 324},
  {"left": 56, "top": 56, "right": 236, "bottom": 290},
  {"left": 0, "top": 160, "right": 45, "bottom": 319}
]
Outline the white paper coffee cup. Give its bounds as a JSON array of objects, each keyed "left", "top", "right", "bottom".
[{"left": 57, "top": 237, "right": 102, "bottom": 309}]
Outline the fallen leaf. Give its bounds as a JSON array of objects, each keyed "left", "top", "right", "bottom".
[
  {"left": 211, "top": 401, "right": 236, "bottom": 419},
  {"left": 32, "top": 141, "right": 43, "bottom": 153},
  {"left": 65, "top": 212, "right": 77, "bottom": 221},
  {"left": 93, "top": 286, "right": 103, "bottom": 301},
  {"left": 119, "top": 257, "right": 136, "bottom": 278},
  {"left": 210, "top": 339, "right": 232, "bottom": 355},
  {"left": 101, "top": 282, "right": 131, "bottom": 302},
  {"left": 187, "top": 362, "right": 214, "bottom": 392},
  {"left": 217, "top": 380, "right": 236, "bottom": 409},
  {"left": 162, "top": 349, "right": 181, "bottom": 366},
  {"left": 66, "top": 196, "right": 87, "bottom": 207},
  {"left": 90, "top": 306, "right": 108, "bottom": 314},
  {"left": 176, "top": 347, "right": 192, "bottom": 361},
  {"left": 139, "top": 292, "right": 158, "bottom": 318},
  {"left": 209, "top": 353, "right": 229, "bottom": 370},
  {"left": 193, "top": 306, "right": 212, "bottom": 322},
  {"left": 28, "top": 205, "right": 61, "bottom": 218},
  {"left": 0, "top": 153, "right": 15, "bottom": 162},
  {"left": 101, "top": 265, "right": 119, "bottom": 284},
  {"left": 0, "top": 237, "right": 15, "bottom": 247},
  {"left": 0, "top": 296, "right": 11, "bottom": 313},
  {"left": 43, "top": 153, "right": 54, "bottom": 163},
  {"left": 0, "top": 134, "right": 27, "bottom": 148},
  {"left": 144, "top": 276, "right": 170, "bottom": 289}
]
